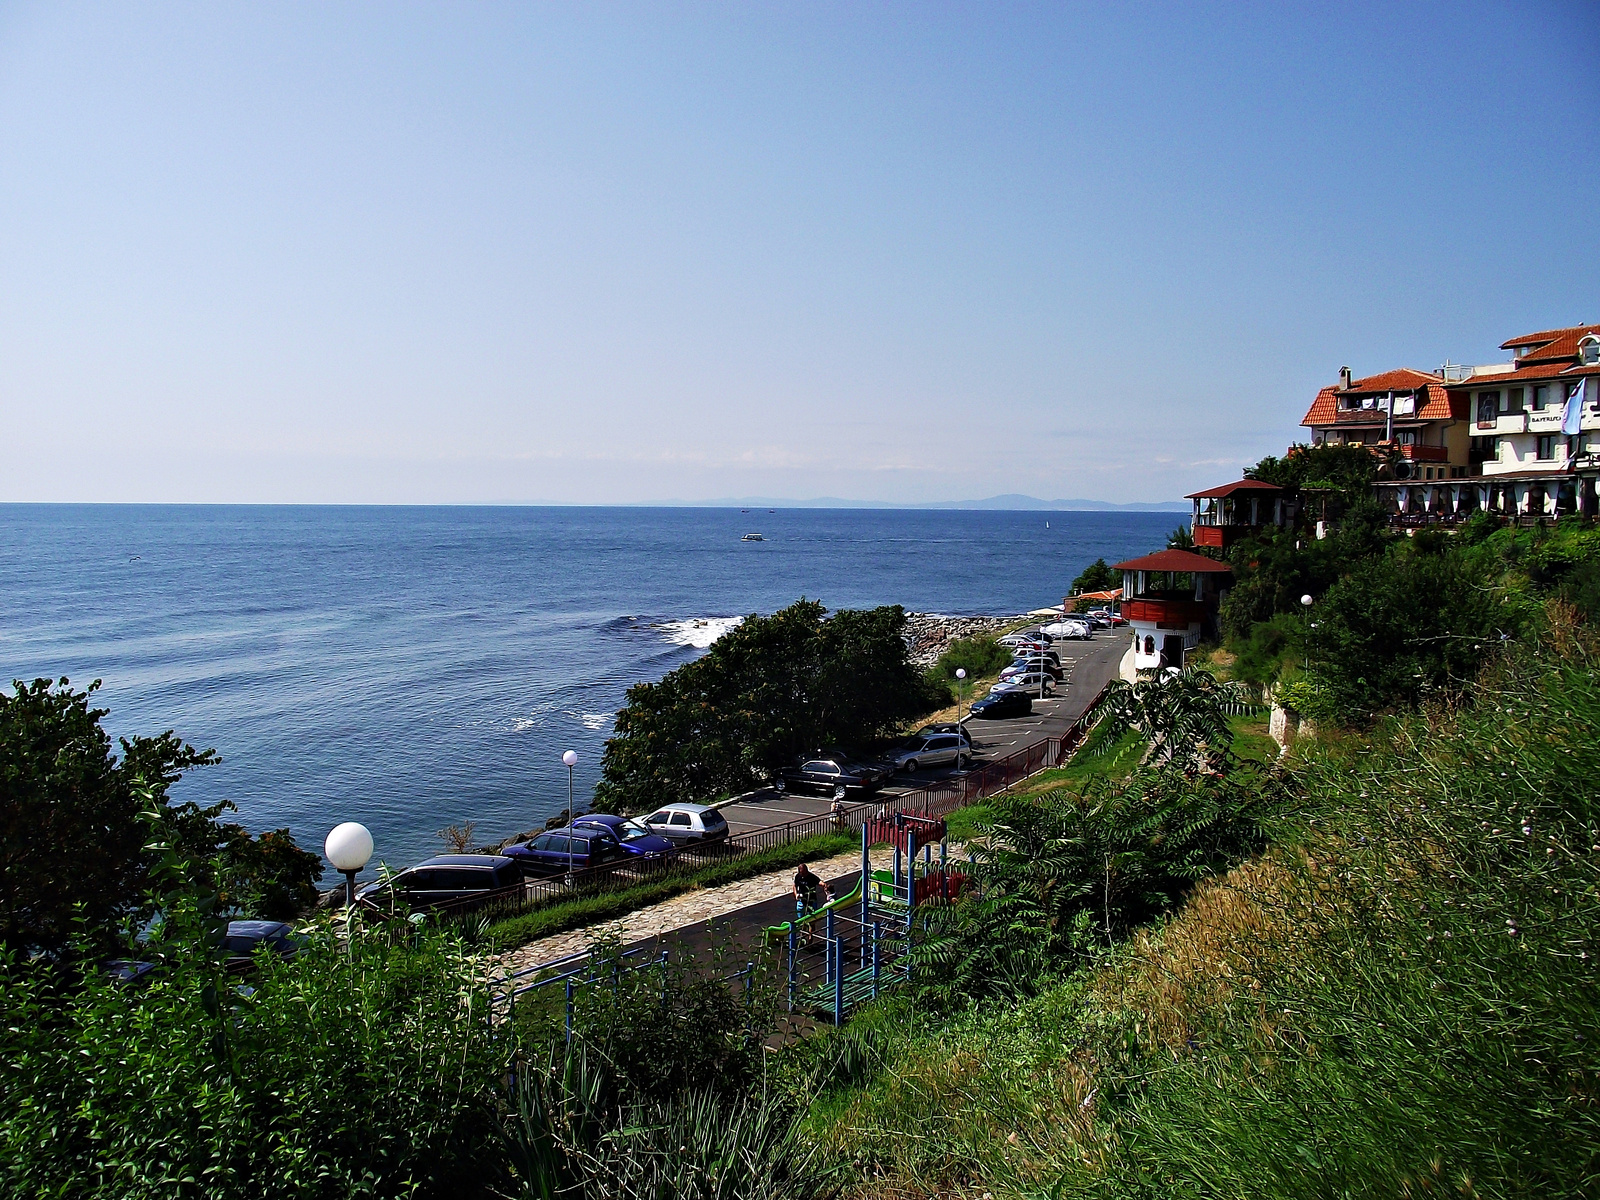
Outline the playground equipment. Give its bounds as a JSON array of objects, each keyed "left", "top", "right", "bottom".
[
  {"left": 783, "top": 811, "right": 969, "bottom": 1024},
  {"left": 762, "top": 875, "right": 863, "bottom": 944}
]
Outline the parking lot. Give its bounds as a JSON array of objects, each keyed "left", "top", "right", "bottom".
[{"left": 718, "top": 632, "right": 1127, "bottom": 836}]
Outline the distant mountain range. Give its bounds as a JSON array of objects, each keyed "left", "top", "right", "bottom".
[{"left": 649, "top": 494, "right": 1189, "bottom": 512}]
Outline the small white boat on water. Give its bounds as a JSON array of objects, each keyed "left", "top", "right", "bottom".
[{"left": 741, "top": 532, "right": 765, "bottom": 541}]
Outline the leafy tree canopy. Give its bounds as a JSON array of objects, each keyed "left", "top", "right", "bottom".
[
  {"left": 596, "top": 600, "right": 940, "bottom": 812},
  {"left": 1070, "top": 557, "right": 1120, "bottom": 595},
  {"left": 0, "top": 678, "right": 322, "bottom": 957},
  {"left": 1304, "top": 546, "right": 1512, "bottom": 718},
  {"left": 1248, "top": 442, "right": 1385, "bottom": 504}
]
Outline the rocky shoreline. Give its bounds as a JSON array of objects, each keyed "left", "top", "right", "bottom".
[{"left": 902, "top": 611, "right": 1026, "bottom": 668}]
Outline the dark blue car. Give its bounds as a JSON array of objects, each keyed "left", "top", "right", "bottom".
[
  {"left": 502, "top": 826, "right": 632, "bottom": 877},
  {"left": 572, "top": 814, "right": 680, "bottom": 862}
]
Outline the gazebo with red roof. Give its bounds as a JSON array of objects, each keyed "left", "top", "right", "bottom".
[
  {"left": 1112, "top": 548, "right": 1233, "bottom": 673},
  {"left": 1186, "top": 479, "right": 1287, "bottom": 550}
]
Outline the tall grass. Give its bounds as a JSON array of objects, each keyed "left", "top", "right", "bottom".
[{"left": 798, "top": 623, "right": 1600, "bottom": 1198}]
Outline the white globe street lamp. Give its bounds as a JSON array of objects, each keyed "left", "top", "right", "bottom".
[
  {"left": 1300, "top": 594, "right": 1314, "bottom": 607},
  {"left": 955, "top": 669, "right": 967, "bottom": 761},
  {"left": 324, "top": 822, "right": 374, "bottom": 908},
  {"left": 562, "top": 750, "right": 578, "bottom": 879}
]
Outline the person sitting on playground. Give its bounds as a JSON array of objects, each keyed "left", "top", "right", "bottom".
[{"left": 793, "top": 863, "right": 823, "bottom": 944}]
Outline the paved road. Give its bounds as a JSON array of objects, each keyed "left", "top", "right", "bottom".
[{"left": 718, "top": 631, "right": 1127, "bottom": 836}]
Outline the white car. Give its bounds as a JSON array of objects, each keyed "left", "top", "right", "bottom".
[
  {"left": 636, "top": 803, "right": 730, "bottom": 844},
  {"left": 1043, "top": 620, "right": 1092, "bottom": 640},
  {"left": 893, "top": 730, "right": 972, "bottom": 773},
  {"left": 998, "top": 630, "right": 1053, "bottom": 648}
]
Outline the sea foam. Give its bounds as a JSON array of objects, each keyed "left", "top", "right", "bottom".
[{"left": 657, "top": 616, "right": 744, "bottom": 649}]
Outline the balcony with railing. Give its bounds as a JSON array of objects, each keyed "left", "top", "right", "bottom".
[
  {"left": 1123, "top": 593, "right": 1208, "bottom": 629},
  {"left": 1527, "top": 408, "right": 1565, "bottom": 432},
  {"left": 1399, "top": 444, "right": 1448, "bottom": 463},
  {"left": 1477, "top": 411, "right": 1527, "bottom": 434}
]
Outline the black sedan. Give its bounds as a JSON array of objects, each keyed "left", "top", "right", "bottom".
[
  {"left": 969, "top": 688, "right": 1033, "bottom": 719},
  {"left": 222, "top": 920, "right": 305, "bottom": 973},
  {"left": 774, "top": 755, "right": 893, "bottom": 796}
]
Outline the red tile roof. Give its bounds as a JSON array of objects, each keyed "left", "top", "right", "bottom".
[
  {"left": 1501, "top": 324, "right": 1600, "bottom": 362},
  {"left": 1301, "top": 369, "right": 1457, "bottom": 427},
  {"left": 1185, "top": 479, "right": 1283, "bottom": 499},
  {"left": 1112, "top": 548, "right": 1233, "bottom": 573},
  {"left": 1445, "top": 362, "right": 1600, "bottom": 392}
]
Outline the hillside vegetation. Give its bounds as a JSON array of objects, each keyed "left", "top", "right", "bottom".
[{"left": 797, "top": 622, "right": 1599, "bottom": 1197}]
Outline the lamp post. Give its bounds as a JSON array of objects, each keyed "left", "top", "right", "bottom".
[
  {"left": 955, "top": 668, "right": 967, "bottom": 762},
  {"left": 324, "top": 822, "right": 374, "bottom": 908},
  {"left": 1300, "top": 594, "right": 1315, "bottom": 676},
  {"left": 562, "top": 749, "right": 578, "bottom": 880}
]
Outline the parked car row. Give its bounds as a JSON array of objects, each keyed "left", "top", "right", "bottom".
[{"left": 352, "top": 802, "right": 733, "bottom": 912}]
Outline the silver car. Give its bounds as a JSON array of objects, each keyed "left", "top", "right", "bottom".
[
  {"left": 637, "top": 802, "right": 730, "bottom": 844},
  {"left": 893, "top": 730, "right": 972, "bottom": 773}
]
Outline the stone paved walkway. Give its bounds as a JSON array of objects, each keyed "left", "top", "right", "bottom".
[{"left": 493, "top": 844, "right": 905, "bottom": 979}]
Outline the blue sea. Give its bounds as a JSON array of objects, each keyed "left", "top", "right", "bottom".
[{"left": 0, "top": 505, "right": 1174, "bottom": 876}]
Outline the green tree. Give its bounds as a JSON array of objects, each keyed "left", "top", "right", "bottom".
[
  {"left": 1167, "top": 523, "right": 1194, "bottom": 549},
  {"left": 1248, "top": 441, "right": 1386, "bottom": 508},
  {"left": 0, "top": 678, "right": 321, "bottom": 957},
  {"left": 1, "top": 914, "right": 508, "bottom": 1199},
  {"left": 1070, "top": 557, "right": 1120, "bottom": 595},
  {"left": 596, "top": 601, "right": 939, "bottom": 812},
  {"left": 1305, "top": 546, "right": 1510, "bottom": 718},
  {"left": 1090, "top": 666, "right": 1252, "bottom": 771}
]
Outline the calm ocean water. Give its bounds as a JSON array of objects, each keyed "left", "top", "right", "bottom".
[{"left": 0, "top": 505, "right": 1174, "bottom": 876}]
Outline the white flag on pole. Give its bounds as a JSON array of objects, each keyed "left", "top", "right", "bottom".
[{"left": 1562, "top": 378, "right": 1587, "bottom": 436}]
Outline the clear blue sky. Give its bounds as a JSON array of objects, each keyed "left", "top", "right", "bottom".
[{"left": 2, "top": 2, "right": 1595, "bottom": 505}]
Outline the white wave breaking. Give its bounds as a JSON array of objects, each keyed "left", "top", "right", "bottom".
[{"left": 657, "top": 616, "right": 744, "bottom": 649}]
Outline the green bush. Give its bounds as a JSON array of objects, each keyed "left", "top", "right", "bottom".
[
  {"left": 501, "top": 1046, "right": 822, "bottom": 1200},
  {"left": 926, "top": 635, "right": 1012, "bottom": 690},
  {"left": 1228, "top": 611, "right": 1305, "bottom": 686},
  {"left": 1, "top": 678, "right": 321, "bottom": 958},
  {"left": 915, "top": 756, "right": 1286, "bottom": 1003},
  {"left": 0, "top": 913, "right": 508, "bottom": 1199}
]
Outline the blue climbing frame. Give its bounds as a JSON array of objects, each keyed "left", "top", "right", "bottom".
[{"left": 785, "top": 811, "right": 959, "bottom": 1024}]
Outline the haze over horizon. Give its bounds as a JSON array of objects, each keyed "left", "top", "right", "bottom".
[{"left": 2, "top": 3, "right": 1595, "bottom": 507}]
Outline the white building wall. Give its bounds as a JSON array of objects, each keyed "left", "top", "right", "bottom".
[{"left": 1127, "top": 621, "right": 1202, "bottom": 672}]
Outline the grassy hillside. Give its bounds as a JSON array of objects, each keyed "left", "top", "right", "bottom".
[{"left": 796, "top": 625, "right": 1600, "bottom": 1198}]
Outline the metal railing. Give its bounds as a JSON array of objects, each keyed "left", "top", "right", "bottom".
[{"left": 424, "top": 681, "right": 1114, "bottom": 928}]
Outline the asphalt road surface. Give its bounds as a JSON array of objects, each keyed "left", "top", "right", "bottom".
[{"left": 719, "top": 631, "right": 1127, "bottom": 837}]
